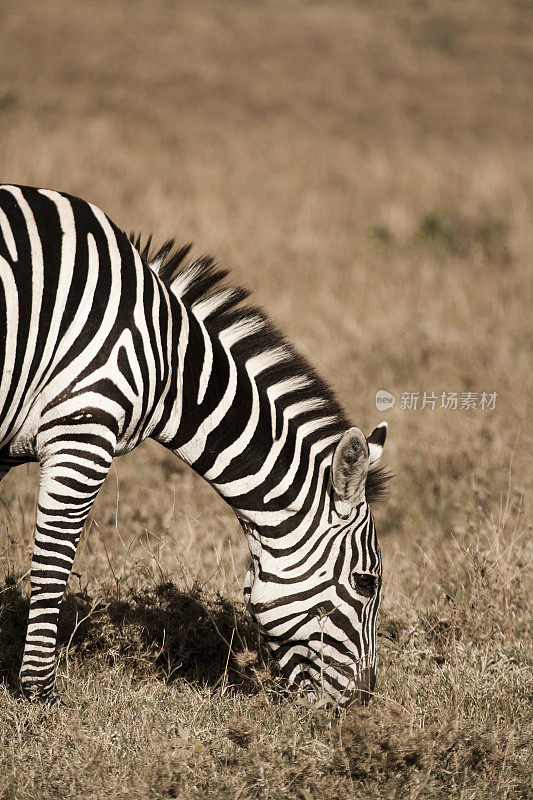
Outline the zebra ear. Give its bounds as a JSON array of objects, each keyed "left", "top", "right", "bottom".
[
  {"left": 331, "top": 427, "right": 369, "bottom": 504},
  {"left": 367, "top": 422, "right": 387, "bottom": 468}
]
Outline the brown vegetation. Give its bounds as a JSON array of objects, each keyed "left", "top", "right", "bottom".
[{"left": 0, "top": 1, "right": 531, "bottom": 798}]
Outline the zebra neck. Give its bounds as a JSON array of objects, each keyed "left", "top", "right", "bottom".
[{"left": 156, "top": 295, "right": 346, "bottom": 531}]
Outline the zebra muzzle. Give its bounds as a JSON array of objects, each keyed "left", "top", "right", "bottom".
[{"left": 351, "top": 664, "right": 376, "bottom": 705}]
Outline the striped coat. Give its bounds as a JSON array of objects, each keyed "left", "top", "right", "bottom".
[{"left": 0, "top": 185, "right": 388, "bottom": 704}]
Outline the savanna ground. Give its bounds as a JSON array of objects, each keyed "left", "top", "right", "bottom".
[{"left": 0, "top": 1, "right": 532, "bottom": 797}]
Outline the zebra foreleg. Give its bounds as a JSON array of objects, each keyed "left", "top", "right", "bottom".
[{"left": 20, "top": 446, "right": 113, "bottom": 700}]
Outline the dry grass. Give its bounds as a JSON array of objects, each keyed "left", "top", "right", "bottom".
[{"left": 0, "top": 1, "right": 532, "bottom": 797}]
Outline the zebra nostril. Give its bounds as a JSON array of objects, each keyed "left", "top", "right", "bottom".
[{"left": 351, "top": 665, "right": 376, "bottom": 705}]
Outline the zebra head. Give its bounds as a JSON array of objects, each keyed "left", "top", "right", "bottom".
[{"left": 244, "top": 422, "right": 387, "bottom": 707}]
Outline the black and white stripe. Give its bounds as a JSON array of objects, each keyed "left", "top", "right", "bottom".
[{"left": 0, "top": 185, "right": 389, "bottom": 704}]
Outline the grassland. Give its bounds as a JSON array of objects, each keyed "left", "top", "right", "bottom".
[{"left": 0, "top": 1, "right": 532, "bottom": 798}]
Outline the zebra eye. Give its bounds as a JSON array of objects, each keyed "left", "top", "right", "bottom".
[{"left": 350, "top": 572, "right": 377, "bottom": 597}]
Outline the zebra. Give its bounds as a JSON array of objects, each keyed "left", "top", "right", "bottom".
[{"left": 0, "top": 184, "right": 389, "bottom": 705}]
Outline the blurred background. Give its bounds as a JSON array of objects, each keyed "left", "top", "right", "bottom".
[{"left": 0, "top": 0, "right": 531, "bottom": 606}]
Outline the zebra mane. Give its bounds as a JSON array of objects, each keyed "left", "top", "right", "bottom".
[{"left": 129, "top": 234, "right": 389, "bottom": 503}]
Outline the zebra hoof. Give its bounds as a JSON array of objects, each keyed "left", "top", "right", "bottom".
[
  {"left": 20, "top": 688, "right": 60, "bottom": 705},
  {"left": 19, "top": 679, "right": 58, "bottom": 704}
]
